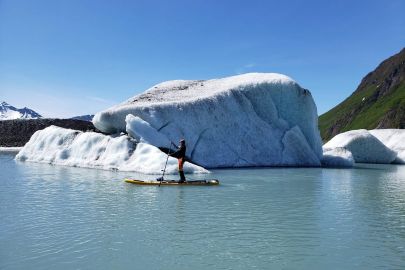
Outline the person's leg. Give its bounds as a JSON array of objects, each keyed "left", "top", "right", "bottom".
[
  {"left": 179, "top": 170, "right": 186, "bottom": 182},
  {"left": 178, "top": 158, "right": 186, "bottom": 182}
]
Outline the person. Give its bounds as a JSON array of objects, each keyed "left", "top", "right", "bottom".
[{"left": 170, "top": 139, "right": 186, "bottom": 182}]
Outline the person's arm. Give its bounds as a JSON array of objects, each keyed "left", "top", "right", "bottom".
[
  {"left": 171, "top": 142, "right": 178, "bottom": 149},
  {"left": 169, "top": 145, "right": 181, "bottom": 158}
]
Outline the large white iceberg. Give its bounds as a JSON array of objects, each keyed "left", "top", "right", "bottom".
[
  {"left": 15, "top": 126, "right": 208, "bottom": 174},
  {"left": 323, "top": 129, "right": 397, "bottom": 164},
  {"left": 369, "top": 129, "right": 405, "bottom": 164},
  {"left": 93, "top": 73, "right": 323, "bottom": 167}
]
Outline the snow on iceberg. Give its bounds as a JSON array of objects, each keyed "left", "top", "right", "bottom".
[
  {"left": 15, "top": 126, "right": 208, "bottom": 174},
  {"left": 323, "top": 129, "right": 397, "bottom": 164},
  {"left": 93, "top": 73, "right": 323, "bottom": 167},
  {"left": 369, "top": 129, "right": 405, "bottom": 164},
  {"left": 322, "top": 147, "right": 354, "bottom": 167}
]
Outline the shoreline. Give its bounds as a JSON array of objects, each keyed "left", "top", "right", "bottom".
[{"left": 0, "top": 147, "right": 22, "bottom": 152}]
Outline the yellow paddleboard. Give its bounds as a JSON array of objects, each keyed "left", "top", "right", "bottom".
[{"left": 124, "top": 179, "right": 219, "bottom": 186}]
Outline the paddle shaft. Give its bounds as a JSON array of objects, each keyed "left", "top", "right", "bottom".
[{"left": 160, "top": 142, "right": 172, "bottom": 185}]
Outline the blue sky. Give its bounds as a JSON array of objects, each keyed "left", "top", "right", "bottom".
[{"left": 1, "top": 0, "right": 404, "bottom": 118}]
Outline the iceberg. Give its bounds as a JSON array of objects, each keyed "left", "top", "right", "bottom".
[
  {"left": 322, "top": 147, "right": 354, "bottom": 167},
  {"left": 93, "top": 73, "right": 323, "bottom": 167},
  {"left": 15, "top": 126, "right": 208, "bottom": 174},
  {"left": 323, "top": 129, "right": 397, "bottom": 164},
  {"left": 369, "top": 129, "right": 405, "bottom": 164}
]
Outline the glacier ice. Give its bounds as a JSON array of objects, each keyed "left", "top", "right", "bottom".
[
  {"left": 323, "top": 129, "right": 397, "bottom": 164},
  {"left": 125, "top": 114, "right": 170, "bottom": 147},
  {"left": 93, "top": 73, "right": 323, "bottom": 167},
  {"left": 322, "top": 147, "right": 354, "bottom": 167},
  {"left": 369, "top": 129, "right": 405, "bottom": 164},
  {"left": 0, "top": 147, "right": 23, "bottom": 152},
  {"left": 15, "top": 126, "right": 208, "bottom": 174}
]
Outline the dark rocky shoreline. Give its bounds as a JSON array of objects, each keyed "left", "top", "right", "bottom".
[{"left": 0, "top": 119, "right": 98, "bottom": 147}]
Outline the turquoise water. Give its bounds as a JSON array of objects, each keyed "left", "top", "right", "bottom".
[{"left": 1, "top": 152, "right": 405, "bottom": 270}]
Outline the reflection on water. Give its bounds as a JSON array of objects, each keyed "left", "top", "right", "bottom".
[{"left": 1, "top": 153, "right": 405, "bottom": 269}]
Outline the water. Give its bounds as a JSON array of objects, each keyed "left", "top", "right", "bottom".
[{"left": 1, "top": 152, "right": 405, "bottom": 270}]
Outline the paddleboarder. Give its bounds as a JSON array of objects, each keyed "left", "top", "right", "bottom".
[{"left": 170, "top": 139, "right": 186, "bottom": 182}]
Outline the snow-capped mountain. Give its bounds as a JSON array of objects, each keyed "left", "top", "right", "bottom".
[{"left": 0, "top": 101, "right": 42, "bottom": 120}]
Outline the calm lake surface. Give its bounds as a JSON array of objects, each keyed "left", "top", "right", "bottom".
[{"left": 1, "top": 152, "right": 405, "bottom": 270}]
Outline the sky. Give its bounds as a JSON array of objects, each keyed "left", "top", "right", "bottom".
[{"left": 1, "top": 0, "right": 404, "bottom": 118}]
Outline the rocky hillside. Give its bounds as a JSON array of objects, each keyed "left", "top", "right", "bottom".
[
  {"left": 319, "top": 48, "right": 405, "bottom": 141},
  {"left": 0, "top": 119, "right": 98, "bottom": 147}
]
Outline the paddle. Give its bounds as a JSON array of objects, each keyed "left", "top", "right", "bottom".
[{"left": 159, "top": 142, "right": 172, "bottom": 186}]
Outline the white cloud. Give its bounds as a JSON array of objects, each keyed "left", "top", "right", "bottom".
[
  {"left": 244, "top": 63, "right": 256, "bottom": 68},
  {"left": 86, "top": 96, "right": 115, "bottom": 104},
  {"left": 235, "top": 63, "right": 257, "bottom": 74}
]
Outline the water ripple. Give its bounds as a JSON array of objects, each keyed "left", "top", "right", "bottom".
[{"left": 1, "top": 156, "right": 405, "bottom": 269}]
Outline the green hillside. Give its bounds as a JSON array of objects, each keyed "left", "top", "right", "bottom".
[{"left": 319, "top": 48, "right": 405, "bottom": 141}]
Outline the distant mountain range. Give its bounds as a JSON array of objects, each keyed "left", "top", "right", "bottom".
[
  {"left": 0, "top": 101, "right": 94, "bottom": 122},
  {"left": 70, "top": 114, "right": 94, "bottom": 122},
  {"left": 0, "top": 101, "right": 42, "bottom": 120},
  {"left": 319, "top": 48, "right": 405, "bottom": 141}
]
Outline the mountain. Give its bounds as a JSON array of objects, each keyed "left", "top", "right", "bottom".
[
  {"left": 70, "top": 114, "right": 94, "bottom": 122},
  {"left": 0, "top": 101, "right": 42, "bottom": 120},
  {"left": 319, "top": 48, "right": 405, "bottom": 141}
]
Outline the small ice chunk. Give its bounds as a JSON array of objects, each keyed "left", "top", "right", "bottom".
[
  {"left": 125, "top": 114, "right": 169, "bottom": 147},
  {"left": 323, "top": 129, "right": 397, "bottom": 164},
  {"left": 322, "top": 147, "right": 354, "bottom": 167},
  {"left": 369, "top": 129, "right": 405, "bottom": 164}
]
